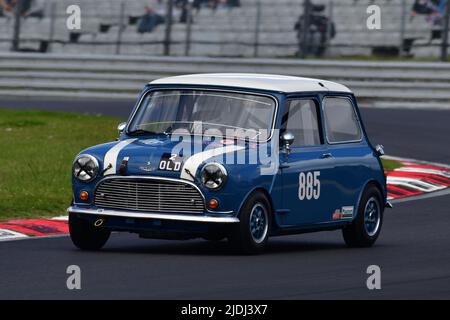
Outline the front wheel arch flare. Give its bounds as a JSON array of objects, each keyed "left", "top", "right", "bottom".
[{"left": 238, "top": 187, "right": 275, "bottom": 226}]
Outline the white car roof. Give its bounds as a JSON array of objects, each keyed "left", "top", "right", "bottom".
[{"left": 150, "top": 73, "right": 352, "bottom": 93}]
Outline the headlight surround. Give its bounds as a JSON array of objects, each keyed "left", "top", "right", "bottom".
[
  {"left": 73, "top": 154, "right": 99, "bottom": 182},
  {"left": 200, "top": 163, "right": 228, "bottom": 190}
]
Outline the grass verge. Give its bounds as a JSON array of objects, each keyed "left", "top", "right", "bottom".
[
  {"left": 0, "top": 108, "right": 121, "bottom": 221},
  {"left": 381, "top": 158, "right": 403, "bottom": 171}
]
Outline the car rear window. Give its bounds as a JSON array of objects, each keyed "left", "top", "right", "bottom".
[{"left": 323, "top": 97, "right": 362, "bottom": 143}]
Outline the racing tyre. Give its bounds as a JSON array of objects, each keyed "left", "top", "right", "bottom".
[
  {"left": 342, "top": 185, "right": 383, "bottom": 248},
  {"left": 69, "top": 213, "right": 111, "bottom": 250},
  {"left": 229, "top": 192, "right": 271, "bottom": 254}
]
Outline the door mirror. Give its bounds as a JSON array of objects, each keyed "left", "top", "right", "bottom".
[
  {"left": 117, "top": 122, "right": 127, "bottom": 134},
  {"left": 280, "top": 131, "right": 295, "bottom": 153},
  {"left": 375, "top": 144, "right": 385, "bottom": 156}
]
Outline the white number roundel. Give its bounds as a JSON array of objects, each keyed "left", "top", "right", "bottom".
[{"left": 298, "top": 171, "right": 321, "bottom": 200}]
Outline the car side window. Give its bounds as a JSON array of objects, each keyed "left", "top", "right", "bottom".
[
  {"left": 323, "top": 97, "right": 362, "bottom": 143},
  {"left": 281, "top": 99, "right": 322, "bottom": 147}
]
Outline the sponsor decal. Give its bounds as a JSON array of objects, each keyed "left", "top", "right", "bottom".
[
  {"left": 341, "top": 206, "right": 354, "bottom": 218},
  {"left": 332, "top": 206, "right": 353, "bottom": 220},
  {"left": 332, "top": 209, "right": 342, "bottom": 220}
]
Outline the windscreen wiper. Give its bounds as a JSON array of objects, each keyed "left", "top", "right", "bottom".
[{"left": 127, "top": 129, "right": 160, "bottom": 136}]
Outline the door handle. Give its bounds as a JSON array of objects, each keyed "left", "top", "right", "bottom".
[{"left": 321, "top": 153, "right": 333, "bottom": 159}]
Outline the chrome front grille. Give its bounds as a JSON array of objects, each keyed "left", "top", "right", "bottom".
[{"left": 94, "top": 178, "right": 205, "bottom": 213}]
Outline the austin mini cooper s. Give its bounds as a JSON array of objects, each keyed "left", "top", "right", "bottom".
[{"left": 68, "top": 74, "right": 389, "bottom": 254}]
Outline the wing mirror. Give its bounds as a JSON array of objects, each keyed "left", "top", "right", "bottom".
[
  {"left": 375, "top": 144, "right": 385, "bottom": 156},
  {"left": 280, "top": 131, "right": 295, "bottom": 154},
  {"left": 117, "top": 122, "right": 127, "bottom": 134}
]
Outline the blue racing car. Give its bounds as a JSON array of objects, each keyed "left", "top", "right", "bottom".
[{"left": 68, "top": 74, "right": 389, "bottom": 254}]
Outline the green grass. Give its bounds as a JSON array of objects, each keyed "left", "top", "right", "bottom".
[
  {"left": 0, "top": 108, "right": 122, "bottom": 221},
  {"left": 0, "top": 108, "right": 404, "bottom": 221},
  {"left": 381, "top": 158, "right": 403, "bottom": 171}
]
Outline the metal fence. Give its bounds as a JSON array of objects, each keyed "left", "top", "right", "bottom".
[{"left": 1, "top": 0, "right": 449, "bottom": 60}]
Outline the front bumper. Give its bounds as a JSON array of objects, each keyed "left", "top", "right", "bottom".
[{"left": 67, "top": 206, "right": 240, "bottom": 224}]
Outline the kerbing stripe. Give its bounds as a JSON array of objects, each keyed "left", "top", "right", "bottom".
[
  {"left": 103, "top": 139, "right": 136, "bottom": 176},
  {"left": 180, "top": 145, "right": 245, "bottom": 181},
  {"left": 0, "top": 229, "right": 28, "bottom": 241}
]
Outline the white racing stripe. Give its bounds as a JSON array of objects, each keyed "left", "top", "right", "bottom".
[
  {"left": 103, "top": 139, "right": 137, "bottom": 176},
  {"left": 180, "top": 145, "right": 245, "bottom": 181}
]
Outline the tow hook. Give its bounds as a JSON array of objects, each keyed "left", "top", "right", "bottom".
[{"left": 94, "top": 218, "right": 105, "bottom": 227}]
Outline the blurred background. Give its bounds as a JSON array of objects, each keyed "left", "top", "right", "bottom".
[
  {"left": 1, "top": 0, "right": 449, "bottom": 59},
  {"left": 0, "top": 0, "right": 449, "bottom": 107}
]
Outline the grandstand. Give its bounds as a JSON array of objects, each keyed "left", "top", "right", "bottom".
[{"left": 0, "top": 0, "right": 447, "bottom": 58}]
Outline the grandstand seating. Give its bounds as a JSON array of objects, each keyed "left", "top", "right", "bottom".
[{"left": 0, "top": 0, "right": 447, "bottom": 58}]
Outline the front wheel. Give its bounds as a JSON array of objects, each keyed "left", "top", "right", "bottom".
[
  {"left": 69, "top": 213, "right": 111, "bottom": 250},
  {"left": 342, "top": 185, "right": 383, "bottom": 247},
  {"left": 229, "top": 192, "right": 271, "bottom": 254}
]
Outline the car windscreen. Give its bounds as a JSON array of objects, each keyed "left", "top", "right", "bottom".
[{"left": 128, "top": 90, "right": 277, "bottom": 141}]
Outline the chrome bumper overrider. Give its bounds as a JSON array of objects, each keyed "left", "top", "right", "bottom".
[{"left": 67, "top": 206, "right": 239, "bottom": 223}]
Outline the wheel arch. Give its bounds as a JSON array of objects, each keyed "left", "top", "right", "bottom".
[
  {"left": 354, "top": 179, "right": 385, "bottom": 220},
  {"left": 237, "top": 187, "right": 275, "bottom": 220}
]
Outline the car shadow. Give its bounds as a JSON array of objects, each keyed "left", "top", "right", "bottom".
[{"left": 96, "top": 235, "right": 349, "bottom": 256}]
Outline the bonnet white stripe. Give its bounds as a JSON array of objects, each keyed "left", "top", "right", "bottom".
[
  {"left": 103, "top": 139, "right": 137, "bottom": 176},
  {"left": 180, "top": 145, "right": 245, "bottom": 181}
]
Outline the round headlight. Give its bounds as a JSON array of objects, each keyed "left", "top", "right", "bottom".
[
  {"left": 73, "top": 154, "right": 99, "bottom": 182},
  {"left": 200, "top": 163, "right": 227, "bottom": 190}
]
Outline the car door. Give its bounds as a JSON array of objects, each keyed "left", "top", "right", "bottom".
[
  {"left": 279, "top": 97, "right": 336, "bottom": 226},
  {"left": 322, "top": 95, "right": 369, "bottom": 218}
]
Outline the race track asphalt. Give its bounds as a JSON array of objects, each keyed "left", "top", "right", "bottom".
[{"left": 0, "top": 99, "right": 449, "bottom": 299}]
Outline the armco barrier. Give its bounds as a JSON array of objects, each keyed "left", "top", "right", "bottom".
[{"left": 1, "top": 52, "right": 449, "bottom": 107}]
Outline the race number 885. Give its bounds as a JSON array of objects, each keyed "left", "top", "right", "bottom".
[{"left": 299, "top": 171, "right": 320, "bottom": 200}]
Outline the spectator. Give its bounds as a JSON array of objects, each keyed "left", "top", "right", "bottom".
[
  {"left": 23, "top": 0, "right": 45, "bottom": 18},
  {"left": 411, "top": 0, "right": 447, "bottom": 41},
  {"left": 137, "top": 5, "right": 165, "bottom": 33},
  {"left": 226, "top": 0, "right": 240, "bottom": 8},
  {"left": 0, "top": 0, "right": 44, "bottom": 18},
  {"left": 0, "top": 0, "right": 16, "bottom": 17},
  {"left": 294, "top": 3, "right": 336, "bottom": 57},
  {"left": 412, "top": 0, "right": 447, "bottom": 25},
  {"left": 177, "top": 0, "right": 191, "bottom": 24}
]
